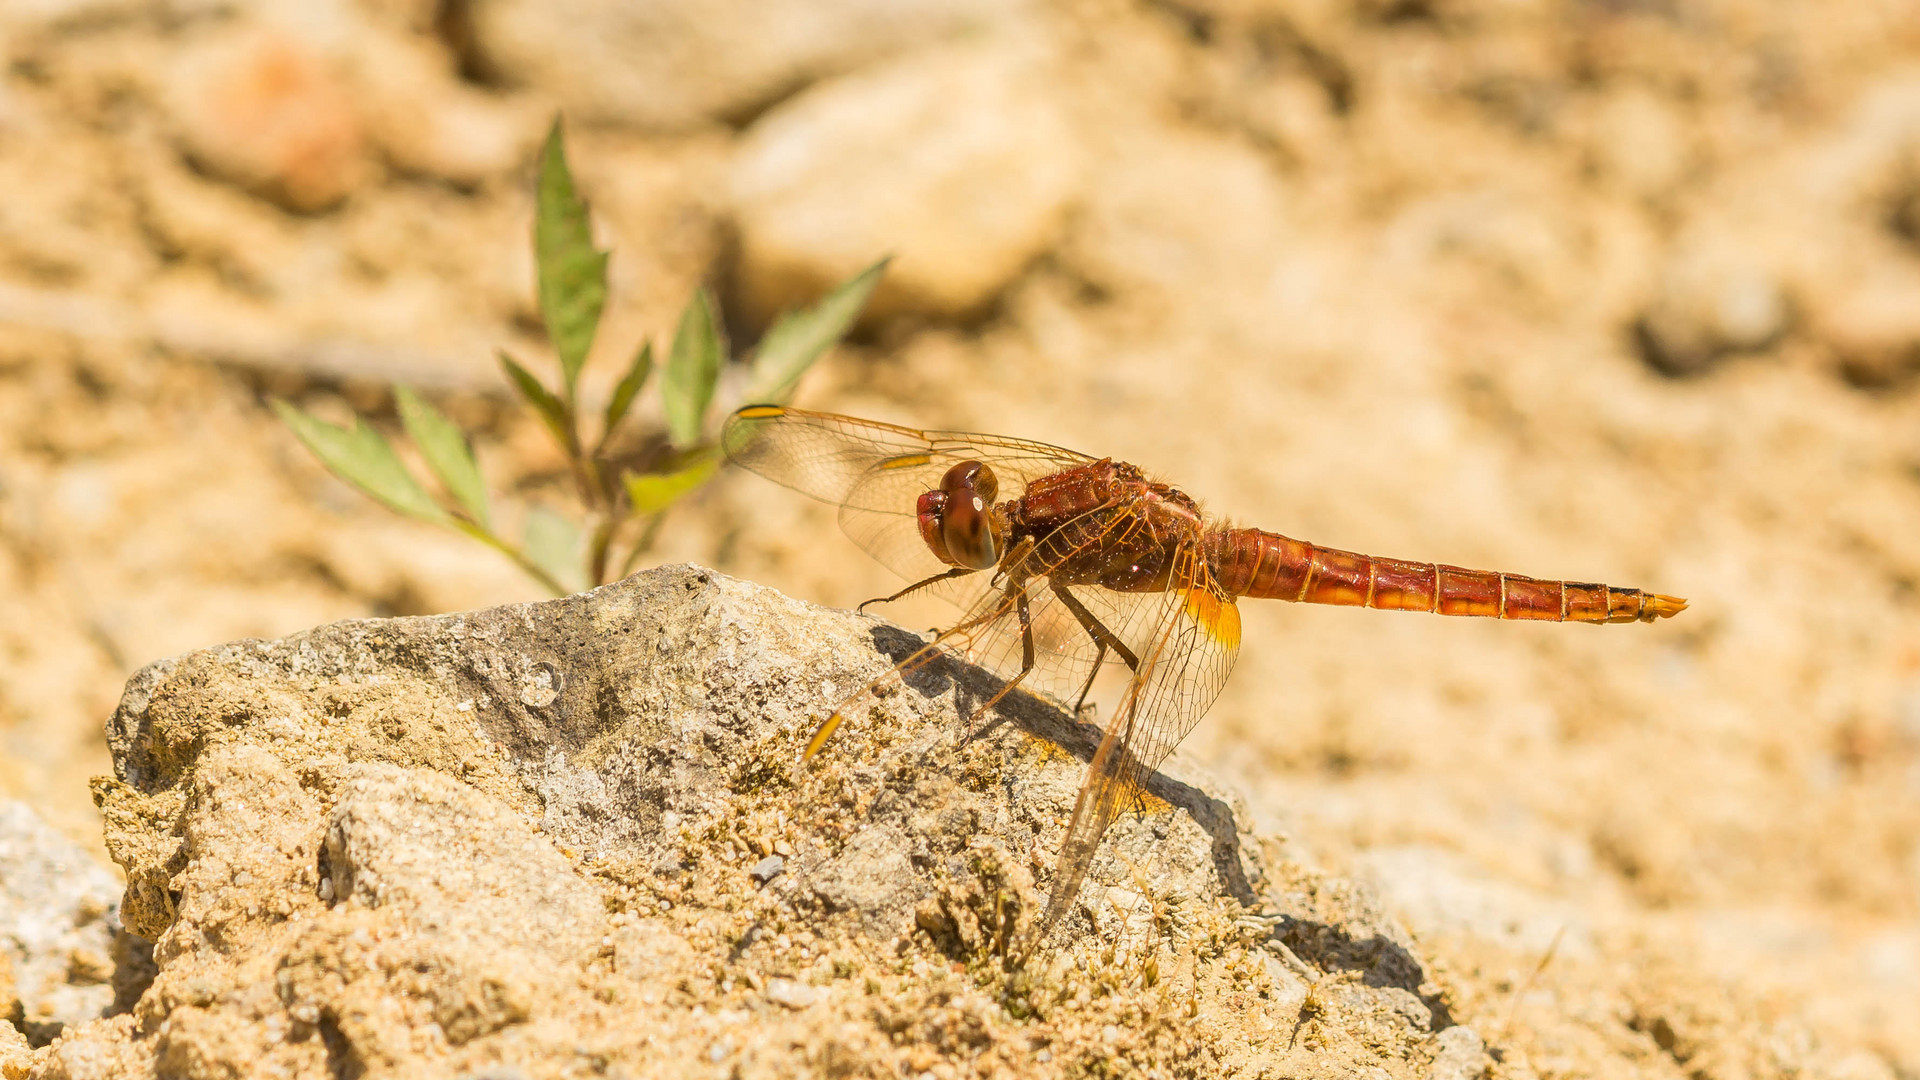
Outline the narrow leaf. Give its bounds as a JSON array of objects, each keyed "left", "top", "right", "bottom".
[
  {"left": 272, "top": 400, "right": 446, "bottom": 524},
  {"left": 746, "top": 258, "right": 888, "bottom": 402},
  {"left": 534, "top": 118, "right": 608, "bottom": 399},
  {"left": 523, "top": 505, "right": 585, "bottom": 595},
  {"left": 624, "top": 452, "right": 719, "bottom": 515},
  {"left": 499, "top": 350, "right": 573, "bottom": 449},
  {"left": 602, "top": 341, "right": 653, "bottom": 439},
  {"left": 394, "top": 386, "right": 490, "bottom": 529},
  {"left": 662, "top": 288, "right": 723, "bottom": 448}
]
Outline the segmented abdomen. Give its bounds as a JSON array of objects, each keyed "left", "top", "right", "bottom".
[{"left": 1204, "top": 529, "right": 1686, "bottom": 623}]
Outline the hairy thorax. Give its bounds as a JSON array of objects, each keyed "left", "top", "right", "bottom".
[{"left": 1002, "top": 460, "right": 1207, "bottom": 593}]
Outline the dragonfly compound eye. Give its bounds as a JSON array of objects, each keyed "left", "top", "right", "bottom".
[
  {"left": 915, "top": 489, "right": 954, "bottom": 565},
  {"left": 936, "top": 461, "right": 1001, "bottom": 570}
]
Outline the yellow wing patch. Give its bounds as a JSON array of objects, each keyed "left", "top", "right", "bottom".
[
  {"left": 877, "top": 453, "right": 933, "bottom": 470},
  {"left": 734, "top": 405, "right": 787, "bottom": 420},
  {"left": 1184, "top": 588, "right": 1242, "bottom": 649}
]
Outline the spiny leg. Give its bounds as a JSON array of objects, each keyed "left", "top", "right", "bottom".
[
  {"left": 1040, "top": 582, "right": 1144, "bottom": 770},
  {"left": 958, "top": 585, "right": 1039, "bottom": 745},
  {"left": 1068, "top": 642, "right": 1109, "bottom": 722},
  {"left": 1050, "top": 582, "right": 1153, "bottom": 812},
  {"left": 1051, "top": 581, "right": 1142, "bottom": 717},
  {"left": 857, "top": 567, "right": 978, "bottom": 613}
]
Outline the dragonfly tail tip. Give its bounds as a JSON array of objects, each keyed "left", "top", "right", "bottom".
[{"left": 1646, "top": 594, "right": 1688, "bottom": 620}]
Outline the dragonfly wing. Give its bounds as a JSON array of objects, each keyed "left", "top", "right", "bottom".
[
  {"left": 955, "top": 501, "right": 1177, "bottom": 704},
  {"left": 723, "top": 406, "right": 1096, "bottom": 582},
  {"left": 811, "top": 501, "right": 1167, "bottom": 757},
  {"left": 1039, "top": 542, "right": 1243, "bottom": 932}
]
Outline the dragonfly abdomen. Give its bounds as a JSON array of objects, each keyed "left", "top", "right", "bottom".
[{"left": 1205, "top": 528, "right": 1685, "bottom": 623}]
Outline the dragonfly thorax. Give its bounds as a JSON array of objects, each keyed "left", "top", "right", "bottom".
[{"left": 917, "top": 460, "right": 1005, "bottom": 570}]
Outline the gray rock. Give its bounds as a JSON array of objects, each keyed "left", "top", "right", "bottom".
[
  {"left": 1427, "top": 1024, "right": 1491, "bottom": 1080},
  {"left": 0, "top": 800, "right": 124, "bottom": 1043},
  {"left": 64, "top": 564, "right": 1446, "bottom": 1076}
]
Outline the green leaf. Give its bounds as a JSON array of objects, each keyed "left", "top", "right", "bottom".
[
  {"left": 603, "top": 341, "right": 653, "bottom": 439},
  {"left": 394, "top": 386, "right": 490, "bottom": 529},
  {"left": 272, "top": 399, "right": 447, "bottom": 525},
  {"left": 499, "top": 350, "right": 573, "bottom": 449},
  {"left": 624, "top": 451, "right": 719, "bottom": 515},
  {"left": 746, "top": 258, "right": 888, "bottom": 403},
  {"left": 523, "top": 505, "right": 584, "bottom": 595},
  {"left": 534, "top": 118, "right": 609, "bottom": 400},
  {"left": 663, "top": 288, "right": 723, "bottom": 448}
]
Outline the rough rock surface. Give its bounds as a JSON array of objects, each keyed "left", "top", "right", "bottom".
[
  {"left": 41, "top": 565, "right": 1472, "bottom": 1078},
  {"left": 0, "top": 802, "right": 128, "bottom": 1046}
]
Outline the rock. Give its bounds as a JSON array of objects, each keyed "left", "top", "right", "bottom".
[
  {"left": 165, "top": 26, "right": 369, "bottom": 212},
  {"left": 0, "top": 800, "right": 125, "bottom": 1044},
  {"left": 1634, "top": 227, "right": 1788, "bottom": 377},
  {"left": 0, "top": 1020, "right": 30, "bottom": 1080},
  {"left": 764, "top": 978, "right": 819, "bottom": 1009},
  {"left": 1427, "top": 1024, "right": 1491, "bottom": 1080},
  {"left": 1798, "top": 256, "right": 1920, "bottom": 388},
  {"left": 70, "top": 564, "right": 1452, "bottom": 1075},
  {"left": 344, "top": 33, "right": 540, "bottom": 189},
  {"left": 464, "top": 0, "right": 1028, "bottom": 131},
  {"left": 1061, "top": 121, "right": 1289, "bottom": 300},
  {"left": 730, "top": 38, "right": 1083, "bottom": 321}
]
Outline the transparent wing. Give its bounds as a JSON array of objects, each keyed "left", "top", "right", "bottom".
[
  {"left": 723, "top": 405, "right": 1097, "bottom": 582},
  {"left": 1040, "top": 542, "right": 1243, "bottom": 931},
  {"left": 807, "top": 499, "right": 1171, "bottom": 760},
  {"left": 941, "top": 523, "right": 1166, "bottom": 706}
]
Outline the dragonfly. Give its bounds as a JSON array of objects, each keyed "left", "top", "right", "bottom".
[{"left": 721, "top": 405, "right": 1686, "bottom": 936}]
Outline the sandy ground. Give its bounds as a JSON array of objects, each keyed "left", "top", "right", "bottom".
[{"left": 3, "top": 0, "right": 1919, "bottom": 1076}]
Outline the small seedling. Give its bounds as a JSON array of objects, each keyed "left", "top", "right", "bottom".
[{"left": 276, "top": 117, "right": 886, "bottom": 595}]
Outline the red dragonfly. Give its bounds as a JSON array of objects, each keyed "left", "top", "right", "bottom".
[{"left": 722, "top": 406, "right": 1686, "bottom": 934}]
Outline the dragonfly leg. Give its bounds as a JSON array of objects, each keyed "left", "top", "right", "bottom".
[
  {"left": 857, "top": 567, "right": 978, "bottom": 613},
  {"left": 1050, "top": 582, "right": 1143, "bottom": 721},
  {"left": 1050, "top": 582, "right": 1155, "bottom": 814},
  {"left": 1069, "top": 643, "right": 1108, "bottom": 722},
  {"left": 960, "top": 585, "right": 1038, "bottom": 743}
]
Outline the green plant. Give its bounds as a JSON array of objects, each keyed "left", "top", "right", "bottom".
[{"left": 274, "top": 119, "right": 885, "bottom": 596}]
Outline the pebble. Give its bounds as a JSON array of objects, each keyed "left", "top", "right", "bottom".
[
  {"left": 165, "top": 26, "right": 368, "bottom": 212},
  {"left": 748, "top": 855, "right": 785, "bottom": 884},
  {"left": 1425, "top": 1025, "right": 1490, "bottom": 1080},
  {"left": 730, "top": 37, "right": 1082, "bottom": 321},
  {"left": 465, "top": 0, "right": 1025, "bottom": 130},
  {"left": 1636, "top": 229, "right": 1786, "bottom": 376},
  {"left": 765, "top": 978, "right": 820, "bottom": 1009}
]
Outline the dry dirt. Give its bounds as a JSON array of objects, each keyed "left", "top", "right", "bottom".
[{"left": 2, "top": 0, "right": 1919, "bottom": 1077}]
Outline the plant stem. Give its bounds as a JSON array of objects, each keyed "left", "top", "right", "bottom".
[{"left": 587, "top": 514, "right": 615, "bottom": 586}]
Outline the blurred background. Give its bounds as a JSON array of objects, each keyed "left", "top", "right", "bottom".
[{"left": 2, "top": 0, "right": 1918, "bottom": 1074}]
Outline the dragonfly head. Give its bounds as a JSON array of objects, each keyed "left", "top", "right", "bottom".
[{"left": 917, "top": 460, "right": 1002, "bottom": 570}]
